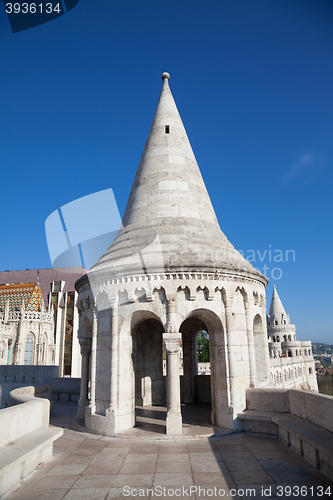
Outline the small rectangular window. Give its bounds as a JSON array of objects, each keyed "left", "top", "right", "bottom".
[{"left": 165, "top": 125, "right": 170, "bottom": 134}]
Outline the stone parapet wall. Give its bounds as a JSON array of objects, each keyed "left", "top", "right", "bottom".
[
  {"left": 1, "top": 386, "right": 49, "bottom": 447},
  {"left": 246, "top": 388, "right": 333, "bottom": 433}
]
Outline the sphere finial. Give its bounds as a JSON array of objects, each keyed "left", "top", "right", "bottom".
[{"left": 161, "top": 72, "right": 170, "bottom": 81}]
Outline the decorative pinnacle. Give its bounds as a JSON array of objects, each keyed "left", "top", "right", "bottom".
[{"left": 161, "top": 72, "right": 170, "bottom": 81}]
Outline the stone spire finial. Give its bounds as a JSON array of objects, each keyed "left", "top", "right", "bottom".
[{"left": 161, "top": 72, "right": 170, "bottom": 81}]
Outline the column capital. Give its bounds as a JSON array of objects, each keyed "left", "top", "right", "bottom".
[
  {"left": 163, "top": 332, "right": 181, "bottom": 353},
  {"left": 166, "top": 294, "right": 177, "bottom": 309}
]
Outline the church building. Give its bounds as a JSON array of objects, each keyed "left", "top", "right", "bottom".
[
  {"left": 0, "top": 281, "right": 54, "bottom": 366},
  {"left": 75, "top": 73, "right": 317, "bottom": 436}
]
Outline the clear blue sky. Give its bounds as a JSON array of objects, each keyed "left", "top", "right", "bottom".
[{"left": 0, "top": 0, "right": 332, "bottom": 343}]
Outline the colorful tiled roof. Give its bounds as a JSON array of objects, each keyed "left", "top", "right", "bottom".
[{"left": 0, "top": 282, "right": 45, "bottom": 312}]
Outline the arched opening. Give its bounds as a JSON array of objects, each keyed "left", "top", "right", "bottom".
[
  {"left": 24, "top": 332, "right": 35, "bottom": 365},
  {"left": 180, "top": 309, "right": 227, "bottom": 429},
  {"left": 181, "top": 317, "right": 208, "bottom": 405},
  {"left": 133, "top": 318, "right": 164, "bottom": 407}
]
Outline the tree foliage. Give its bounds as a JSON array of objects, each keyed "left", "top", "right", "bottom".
[{"left": 197, "top": 331, "right": 210, "bottom": 363}]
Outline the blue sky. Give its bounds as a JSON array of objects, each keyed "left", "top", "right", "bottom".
[{"left": 0, "top": 0, "right": 332, "bottom": 343}]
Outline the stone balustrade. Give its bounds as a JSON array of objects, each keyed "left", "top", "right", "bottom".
[{"left": 0, "top": 385, "right": 63, "bottom": 497}]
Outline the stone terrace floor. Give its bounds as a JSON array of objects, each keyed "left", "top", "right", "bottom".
[{"left": 7, "top": 403, "right": 333, "bottom": 500}]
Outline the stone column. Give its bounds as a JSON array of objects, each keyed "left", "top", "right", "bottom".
[
  {"left": 106, "top": 301, "right": 119, "bottom": 418},
  {"left": 86, "top": 305, "right": 98, "bottom": 415},
  {"left": 163, "top": 332, "right": 182, "bottom": 435},
  {"left": 163, "top": 294, "right": 182, "bottom": 435},
  {"left": 224, "top": 292, "right": 239, "bottom": 416},
  {"left": 244, "top": 296, "right": 257, "bottom": 387},
  {"left": 77, "top": 343, "right": 91, "bottom": 419}
]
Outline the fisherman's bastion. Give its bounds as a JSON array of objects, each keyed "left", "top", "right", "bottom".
[{"left": 0, "top": 73, "right": 331, "bottom": 500}]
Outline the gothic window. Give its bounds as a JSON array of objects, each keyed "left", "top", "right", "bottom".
[
  {"left": 309, "top": 367, "right": 312, "bottom": 374},
  {"left": 24, "top": 333, "right": 35, "bottom": 365},
  {"left": 42, "top": 333, "right": 47, "bottom": 365}
]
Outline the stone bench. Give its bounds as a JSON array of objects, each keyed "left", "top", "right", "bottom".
[
  {"left": 238, "top": 410, "right": 333, "bottom": 480},
  {"left": 0, "top": 426, "right": 63, "bottom": 498},
  {"left": 0, "top": 386, "right": 63, "bottom": 498}
]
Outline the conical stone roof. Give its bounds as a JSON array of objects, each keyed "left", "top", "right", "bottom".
[
  {"left": 268, "top": 286, "right": 287, "bottom": 318},
  {"left": 89, "top": 73, "right": 267, "bottom": 284}
]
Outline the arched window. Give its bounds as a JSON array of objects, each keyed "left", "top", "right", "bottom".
[
  {"left": 288, "top": 350, "right": 292, "bottom": 357},
  {"left": 41, "top": 333, "right": 48, "bottom": 365},
  {"left": 277, "top": 336, "right": 280, "bottom": 342},
  {"left": 309, "top": 368, "right": 312, "bottom": 374},
  {"left": 0, "top": 341, "right": 5, "bottom": 362},
  {"left": 24, "top": 333, "right": 35, "bottom": 365}
]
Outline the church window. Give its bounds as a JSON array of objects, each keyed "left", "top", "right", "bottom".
[
  {"left": 53, "top": 282, "right": 61, "bottom": 292},
  {"left": 165, "top": 125, "right": 170, "bottom": 134},
  {"left": 64, "top": 292, "right": 75, "bottom": 376},
  {"left": 24, "top": 333, "right": 34, "bottom": 365},
  {"left": 309, "top": 368, "right": 312, "bottom": 374},
  {"left": 275, "top": 320, "right": 278, "bottom": 325}
]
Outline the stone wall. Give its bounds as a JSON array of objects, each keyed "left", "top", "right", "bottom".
[{"left": 246, "top": 388, "right": 333, "bottom": 433}]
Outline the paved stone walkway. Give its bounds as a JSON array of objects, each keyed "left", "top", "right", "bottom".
[{"left": 8, "top": 404, "right": 333, "bottom": 500}]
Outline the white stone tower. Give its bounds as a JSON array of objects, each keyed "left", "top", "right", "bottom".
[
  {"left": 75, "top": 73, "right": 272, "bottom": 435},
  {"left": 267, "top": 286, "right": 317, "bottom": 391}
]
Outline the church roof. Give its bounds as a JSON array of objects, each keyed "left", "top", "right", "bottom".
[
  {"left": 0, "top": 267, "right": 86, "bottom": 308},
  {"left": 268, "top": 285, "right": 287, "bottom": 318},
  {"left": 0, "top": 282, "right": 45, "bottom": 312},
  {"left": 88, "top": 74, "right": 267, "bottom": 284}
]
